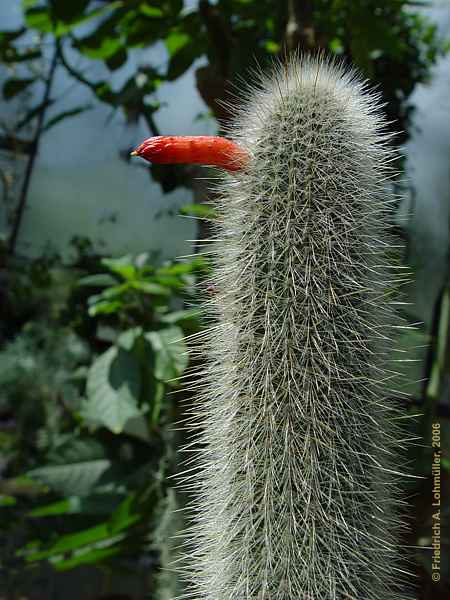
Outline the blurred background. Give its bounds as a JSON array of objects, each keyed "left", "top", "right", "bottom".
[{"left": 0, "top": 1, "right": 449, "bottom": 599}]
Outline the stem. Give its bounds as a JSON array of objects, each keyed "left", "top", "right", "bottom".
[{"left": 8, "top": 48, "right": 58, "bottom": 256}]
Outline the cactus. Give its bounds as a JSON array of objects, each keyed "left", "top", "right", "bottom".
[{"left": 134, "top": 54, "right": 414, "bottom": 599}]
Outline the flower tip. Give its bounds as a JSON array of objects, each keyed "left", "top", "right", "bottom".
[{"left": 130, "top": 150, "right": 138, "bottom": 157}]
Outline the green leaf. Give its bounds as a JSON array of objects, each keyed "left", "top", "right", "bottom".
[
  {"left": 0, "top": 495, "right": 16, "bottom": 507},
  {"left": 47, "top": 437, "right": 106, "bottom": 466},
  {"left": 179, "top": 203, "right": 217, "bottom": 219},
  {"left": 131, "top": 280, "right": 171, "bottom": 296},
  {"left": 25, "top": 7, "right": 52, "bottom": 32},
  {"left": 101, "top": 256, "right": 137, "bottom": 280},
  {"left": 139, "top": 3, "right": 164, "bottom": 18},
  {"left": 88, "top": 300, "right": 123, "bottom": 316},
  {"left": 24, "top": 494, "right": 139, "bottom": 564},
  {"left": 43, "top": 104, "right": 93, "bottom": 132},
  {"left": 3, "top": 77, "right": 35, "bottom": 99},
  {"left": 83, "top": 346, "right": 141, "bottom": 433},
  {"left": 27, "top": 460, "right": 111, "bottom": 497},
  {"left": 77, "top": 273, "right": 118, "bottom": 287},
  {"left": 117, "top": 327, "right": 143, "bottom": 351},
  {"left": 165, "top": 31, "right": 190, "bottom": 56},
  {"left": 24, "top": 523, "right": 115, "bottom": 561},
  {"left": 106, "top": 47, "right": 128, "bottom": 71},
  {"left": 28, "top": 498, "right": 77, "bottom": 517},
  {"left": 53, "top": 544, "right": 121, "bottom": 571},
  {"left": 159, "top": 308, "right": 201, "bottom": 324},
  {"left": 145, "top": 326, "right": 188, "bottom": 382}
]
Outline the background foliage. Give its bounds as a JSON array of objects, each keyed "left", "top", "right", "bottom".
[{"left": 0, "top": 1, "right": 449, "bottom": 599}]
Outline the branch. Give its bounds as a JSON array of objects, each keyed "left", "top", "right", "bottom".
[
  {"left": 56, "top": 39, "right": 160, "bottom": 137},
  {"left": 8, "top": 48, "right": 59, "bottom": 255}
]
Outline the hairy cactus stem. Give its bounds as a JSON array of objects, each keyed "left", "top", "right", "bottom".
[{"left": 132, "top": 54, "right": 415, "bottom": 600}]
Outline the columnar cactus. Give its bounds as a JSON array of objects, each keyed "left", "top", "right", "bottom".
[{"left": 134, "top": 54, "right": 413, "bottom": 600}]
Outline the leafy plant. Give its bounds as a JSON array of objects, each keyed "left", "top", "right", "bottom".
[{"left": 0, "top": 249, "right": 205, "bottom": 596}]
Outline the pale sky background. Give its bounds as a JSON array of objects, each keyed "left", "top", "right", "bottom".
[
  {"left": 0, "top": 0, "right": 208, "bottom": 262},
  {"left": 1, "top": 0, "right": 450, "bottom": 330}
]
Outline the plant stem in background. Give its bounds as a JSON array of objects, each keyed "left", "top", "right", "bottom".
[{"left": 8, "top": 49, "right": 58, "bottom": 256}]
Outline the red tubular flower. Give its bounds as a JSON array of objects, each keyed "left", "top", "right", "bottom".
[{"left": 131, "top": 135, "right": 249, "bottom": 172}]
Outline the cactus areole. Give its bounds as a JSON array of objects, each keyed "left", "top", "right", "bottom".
[{"left": 132, "top": 55, "right": 413, "bottom": 599}]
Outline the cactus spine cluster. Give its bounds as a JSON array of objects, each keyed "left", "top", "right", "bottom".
[{"left": 178, "top": 55, "right": 413, "bottom": 599}]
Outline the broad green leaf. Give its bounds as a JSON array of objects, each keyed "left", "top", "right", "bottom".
[
  {"left": 122, "top": 413, "right": 150, "bottom": 441},
  {"left": 27, "top": 459, "right": 111, "bottom": 497},
  {"left": 77, "top": 273, "right": 118, "bottom": 287},
  {"left": 43, "top": 104, "right": 92, "bottom": 132},
  {"left": 3, "top": 77, "right": 35, "bottom": 99},
  {"left": 145, "top": 326, "right": 188, "bottom": 382},
  {"left": 117, "top": 327, "right": 143, "bottom": 351},
  {"left": 84, "top": 346, "right": 141, "bottom": 433},
  {"left": 47, "top": 437, "right": 106, "bottom": 466}
]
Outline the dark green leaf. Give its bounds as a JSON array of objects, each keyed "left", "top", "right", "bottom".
[
  {"left": 51, "top": 0, "right": 90, "bottom": 23},
  {"left": 106, "top": 47, "right": 128, "bottom": 71},
  {"left": 131, "top": 280, "right": 170, "bottom": 296}
]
